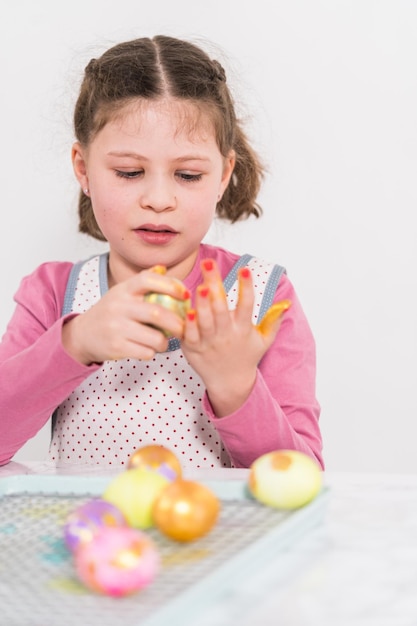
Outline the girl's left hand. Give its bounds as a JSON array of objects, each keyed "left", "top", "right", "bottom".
[{"left": 181, "top": 259, "right": 290, "bottom": 417}]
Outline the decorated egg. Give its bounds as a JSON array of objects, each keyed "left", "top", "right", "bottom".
[
  {"left": 128, "top": 444, "right": 182, "bottom": 481},
  {"left": 144, "top": 283, "right": 191, "bottom": 336},
  {"left": 103, "top": 467, "right": 170, "bottom": 529},
  {"left": 153, "top": 479, "right": 220, "bottom": 542},
  {"left": 248, "top": 450, "right": 322, "bottom": 510},
  {"left": 74, "top": 526, "right": 159, "bottom": 596},
  {"left": 63, "top": 498, "right": 128, "bottom": 553}
]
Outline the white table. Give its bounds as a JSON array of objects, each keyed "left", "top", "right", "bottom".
[{"left": 1, "top": 462, "right": 416, "bottom": 625}]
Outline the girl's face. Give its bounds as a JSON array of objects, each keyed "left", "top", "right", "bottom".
[{"left": 72, "top": 99, "right": 235, "bottom": 284}]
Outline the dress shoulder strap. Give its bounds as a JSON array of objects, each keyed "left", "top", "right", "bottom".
[
  {"left": 61, "top": 253, "right": 109, "bottom": 316},
  {"left": 223, "top": 254, "right": 286, "bottom": 323}
]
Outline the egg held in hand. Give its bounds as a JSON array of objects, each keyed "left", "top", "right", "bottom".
[
  {"left": 74, "top": 526, "right": 159, "bottom": 597},
  {"left": 103, "top": 467, "right": 170, "bottom": 529},
  {"left": 128, "top": 444, "right": 182, "bottom": 482},
  {"left": 144, "top": 282, "right": 191, "bottom": 337},
  {"left": 152, "top": 479, "right": 220, "bottom": 542},
  {"left": 248, "top": 450, "right": 323, "bottom": 510}
]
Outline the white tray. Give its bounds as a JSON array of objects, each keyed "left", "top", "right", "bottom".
[{"left": 0, "top": 474, "right": 329, "bottom": 626}]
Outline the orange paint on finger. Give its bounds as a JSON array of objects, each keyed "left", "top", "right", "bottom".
[{"left": 150, "top": 265, "right": 167, "bottom": 275}]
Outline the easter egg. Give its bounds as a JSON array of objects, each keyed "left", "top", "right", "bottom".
[
  {"left": 103, "top": 467, "right": 170, "bottom": 529},
  {"left": 75, "top": 526, "right": 159, "bottom": 596},
  {"left": 63, "top": 498, "right": 128, "bottom": 553},
  {"left": 144, "top": 285, "right": 191, "bottom": 336},
  {"left": 128, "top": 444, "right": 182, "bottom": 481},
  {"left": 153, "top": 479, "right": 220, "bottom": 542},
  {"left": 248, "top": 450, "right": 322, "bottom": 510}
]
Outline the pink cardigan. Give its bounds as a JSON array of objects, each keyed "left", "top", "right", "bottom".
[{"left": 0, "top": 244, "right": 323, "bottom": 468}]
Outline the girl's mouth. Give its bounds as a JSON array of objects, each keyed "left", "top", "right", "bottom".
[{"left": 134, "top": 224, "right": 178, "bottom": 245}]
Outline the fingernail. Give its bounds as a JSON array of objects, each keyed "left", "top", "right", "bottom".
[
  {"left": 183, "top": 289, "right": 191, "bottom": 300},
  {"left": 198, "top": 286, "right": 210, "bottom": 298},
  {"left": 186, "top": 309, "right": 196, "bottom": 321},
  {"left": 239, "top": 267, "right": 251, "bottom": 279},
  {"left": 202, "top": 259, "right": 214, "bottom": 271}
]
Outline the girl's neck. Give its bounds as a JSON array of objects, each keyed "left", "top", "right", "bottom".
[{"left": 106, "top": 246, "right": 203, "bottom": 288}]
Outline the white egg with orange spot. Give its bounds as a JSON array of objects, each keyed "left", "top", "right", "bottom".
[{"left": 248, "top": 450, "right": 322, "bottom": 510}]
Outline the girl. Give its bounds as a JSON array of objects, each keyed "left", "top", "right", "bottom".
[{"left": 0, "top": 35, "right": 323, "bottom": 469}]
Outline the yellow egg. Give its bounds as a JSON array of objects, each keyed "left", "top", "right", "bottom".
[
  {"left": 153, "top": 479, "right": 220, "bottom": 542},
  {"left": 103, "top": 468, "right": 170, "bottom": 529},
  {"left": 127, "top": 444, "right": 182, "bottom": 482},
  {"left": 248, "top": 450, "right": 323, "bottom": 510}
]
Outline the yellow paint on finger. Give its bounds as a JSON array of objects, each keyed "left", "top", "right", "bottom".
[
  {"left": 150, "top": 265, "right": 167, "bottom": 275},
  {"left": 256, "top": 299, "right": 292, "bottom": 336}
]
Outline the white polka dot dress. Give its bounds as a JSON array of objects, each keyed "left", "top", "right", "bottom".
[{"left": 49, "top": 253, "right": 284, "bottom": 468}]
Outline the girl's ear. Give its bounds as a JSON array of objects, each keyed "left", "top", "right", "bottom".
[
  {"left": 72, "top": 142, "right": 89, "bottom": 191},
  {"left": 219, "top": 149, "right": 236, "bottom": 196}
]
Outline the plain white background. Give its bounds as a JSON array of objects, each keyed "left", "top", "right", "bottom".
[{"left": 0, "top": 0, "right": 415, "bottom": 472}]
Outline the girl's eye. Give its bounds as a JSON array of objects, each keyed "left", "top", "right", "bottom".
[
  {"left": 115, "top": 170, "right": 143, "bottom": 179},
  {"left": 177, "top": 172, "right": 203, "bottom": 182},
  {"left": 114, "top": 170, "right": 202, "bottom": 182}
]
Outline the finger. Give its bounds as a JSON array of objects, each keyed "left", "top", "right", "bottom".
[
  {"left": 140, "top": 301, "right": 186, "bottom": 338},
  {"left": 201, "top": 259, "right": 227, "bottom": 306},
  {"left": 110, "top": 343, "right": 158, "bottom": 361},
  {"left": 111, "top": 313, "right": 166, "bottom": 345},
  {"left": 143, "top": 292, "right": 191, "bottom": 328},
  {"left": 235, "top": 266, "right": 256, "bottom": 324},
  {"left": 256, "top": 300, "right": 292, "bottom": 337},
  {"left": 200, "top": 259, "right": 231, "bottom": 334},
  {"left": 93, "top": 318, "right": 169, "bottom": 361},
  {"left": 183, "top": 309, "right": 200, "bottom": 345},
  {"left": 128, "top": 270, "right": 190, "bottom": 302},
  {"left": 194, "top": 284, "right": 215, "bottom": 333}
]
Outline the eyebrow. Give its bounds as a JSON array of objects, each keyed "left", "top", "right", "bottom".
[{"left": 107, "top": 151, "right": 211, "bottom": 163}]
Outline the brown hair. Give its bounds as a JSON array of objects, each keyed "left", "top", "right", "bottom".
[{"left": 74, "top": 35, "right": 264, "bottom": 241}]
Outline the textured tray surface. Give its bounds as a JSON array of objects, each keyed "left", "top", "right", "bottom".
[{"left": 0, "top": 476, "right": 328, "bottom": 626}]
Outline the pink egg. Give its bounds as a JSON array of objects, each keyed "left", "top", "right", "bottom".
[
  {"left": 74, "top": 526, "right": 160, "bottom": 596},
  {"left": 64, "top": 498, "right": 128, "bottom": 552}
]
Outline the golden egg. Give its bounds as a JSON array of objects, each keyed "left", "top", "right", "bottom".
[
  {"left": 153, "top": 479, "right": 220, "bottom": 542},
  {"left": 144, "top": 292, "right": 191, "bottom": 318},
  {"left": 144, "top": 287, "right": 191, "bottom": 337},
  {"left": 128, "top": 445, "right": 182, "bottom": 482}
]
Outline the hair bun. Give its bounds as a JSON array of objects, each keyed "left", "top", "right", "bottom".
[
  {"left": 85, "top": 58, "right": 98, "bottom": 77},
  {"left": 210, "top": 60, "right": 226, "bottom": 82}
]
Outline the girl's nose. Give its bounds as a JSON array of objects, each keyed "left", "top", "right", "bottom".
[{"left": 140, "top": 178, "right": 176, "bottom": 212}]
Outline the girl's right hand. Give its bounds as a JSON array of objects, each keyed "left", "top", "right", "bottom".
[{"left": 61, "top": 267, "right": 189, "bottom": 364}]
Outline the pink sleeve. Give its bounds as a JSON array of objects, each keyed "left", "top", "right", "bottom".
[
  {"left": 0, "top": 263, "right": 100, "bottom": 465},
  {"left": 202, "top": 272, "right": 324, "bottom": 469}
]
